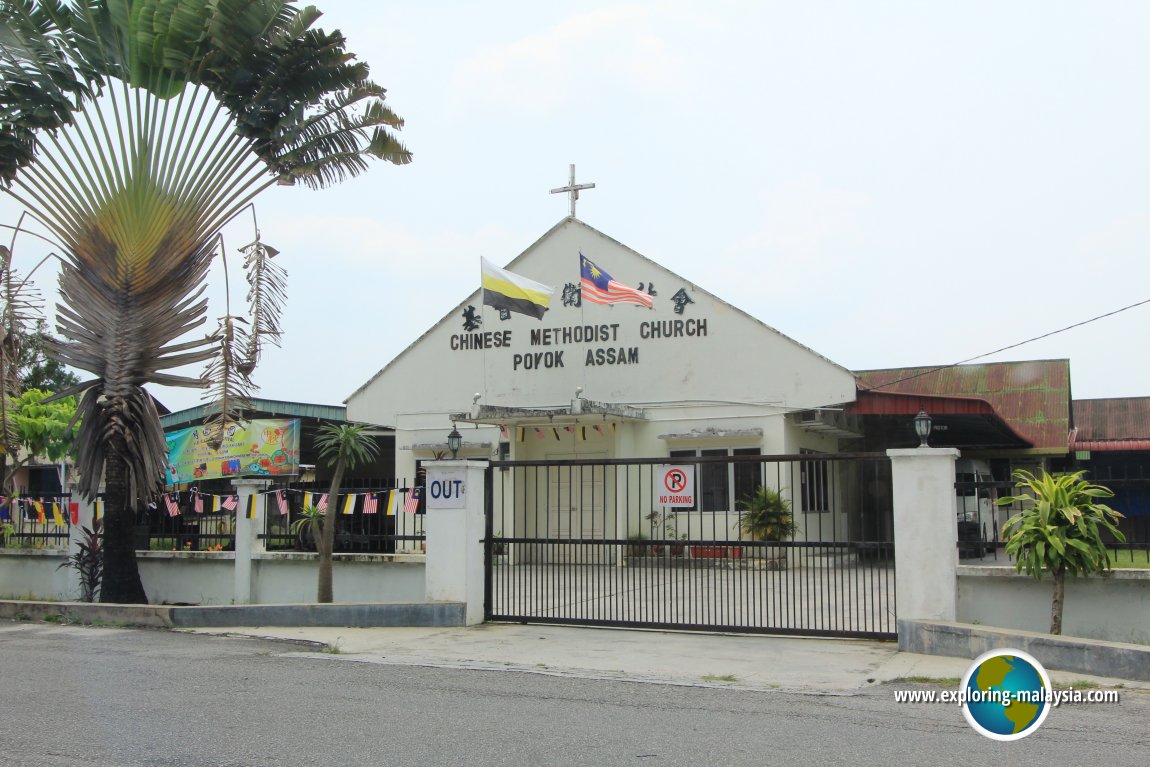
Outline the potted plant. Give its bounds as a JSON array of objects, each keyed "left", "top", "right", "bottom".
[
  {"left": 738, "top": 486, "right": 796, "bottom": 568},
  {"left": 645, "top": 510, "right": 685, "bottom": 557},
  {"left": 625, "top": 532, "right": 649, "bottom": 558}
]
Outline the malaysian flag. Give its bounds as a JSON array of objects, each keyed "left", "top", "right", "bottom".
[
  {"left": 193, "top": 491, "right": 203, "bottom": 514},
  {"left": 403, "top": 486, "right": 422, "bottom": 514},
  {"left": 276, "top": 490, "right": 289, "bottom": 516},
  {"left": 221, "top": 495, "right": 238, "bottom": 512},
  {"left": 317, "top": 494, "right": 329, "bottom": 512},
  {"left": 163, "top": 493, "right": 181, "bottom": 517},
  {"left": 579, "top": 254, "right": 654, "bottom": 308},
  {"left": 363, "top": 493, "right": 379, "bottom": 515}
]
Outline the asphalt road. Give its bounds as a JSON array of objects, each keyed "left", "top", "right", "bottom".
[{"left": 0, "top": 621, "right": 1146, "bottom": 766}]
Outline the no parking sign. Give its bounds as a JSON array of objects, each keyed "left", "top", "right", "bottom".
[{"left": 655, "top": 465, "right": 695, "bottom": 507}]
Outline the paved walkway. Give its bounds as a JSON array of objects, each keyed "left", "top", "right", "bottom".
[{"left": 184, "top": 623, "right": 1149, "bottom": 693}]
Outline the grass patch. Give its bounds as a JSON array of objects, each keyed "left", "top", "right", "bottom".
[
  {"left": 885, "top": 676, "right": 962, "bottom": 687},
  {"left": 702, "top": 674, "right": 738, "bottom": 683}
]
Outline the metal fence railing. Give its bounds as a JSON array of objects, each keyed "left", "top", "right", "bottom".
[
  {"left": 0, "top": 494, "right": 73, "bottom": 550},
  {"left": 956, "top": 477, "right": 1150, "bottom": 567}
]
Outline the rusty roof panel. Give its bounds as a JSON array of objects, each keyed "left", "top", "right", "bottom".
[
  {"left": 1072, "top": 397, "right": 1150, "bottom": 442},
  {"left": 855, "top": 359, "right": 1071, "bottom": 451}
]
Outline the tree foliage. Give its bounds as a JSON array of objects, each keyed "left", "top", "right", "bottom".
[
  {"left": 0, "top": 0, "right": 409, "bottom": 602},
  {"left": 313, "top": 422, "right": 380, "bottom": 602},
  {"left": 998, "top": 469, "right": 1126, "bottom": 634}
]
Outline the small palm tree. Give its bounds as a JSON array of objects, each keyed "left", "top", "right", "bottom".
[
  {"left": 0, "top": 1, "right": 409, "bottom": 602},
  {"left": 998, "top": 469, "right": 1125, "bottom": 635},
  {"left": 314, "top": 422, "right": 380, "bottom": 602}
]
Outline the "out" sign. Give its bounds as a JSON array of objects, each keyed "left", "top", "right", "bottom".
[{"left": 426, "top": 469, "right": 466, "bottom": 509}]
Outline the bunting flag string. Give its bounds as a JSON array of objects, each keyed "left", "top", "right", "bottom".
[
  {"left": 163, "top": 494, "right": 181, "bottom": 517},
  {"left": 247, "top": 494, "right": 259, "bottom": 520},
  {"left": 363, "top": 493, "right": 378, "bottom": 515},
  {"left": 276, "top": 490, "right": 288, "bottom": 516},
  {"left": 386, "top": 489, "right": 398, "bottom": 516},
  {"left": 50, "top": 502, "right": 65, "bottom": 527},
  {"left": 317, "top": 494, "right": 329, "bottom": 512},
  {"left": 341, "top": 494, "right": 356, "bottom": 515},
  {"left": 93, "top": 500, "right": 102, "bottom": 522},
  {"left": 221, "top": 495, "right": 238, "bottom": 512}
]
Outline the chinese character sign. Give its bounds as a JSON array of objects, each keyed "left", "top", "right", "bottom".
[{"left": 165, "top": 419, "right": 301, "bottom": 486}]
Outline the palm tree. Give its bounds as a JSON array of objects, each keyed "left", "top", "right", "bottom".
[
  {"left": 313, "top": 422, "right": 380, "bottom": 602},
  {"left": 999, "top": 469, "right": 1126, "bottom": 635},
  {"left": 0, "top": 1, "right": 410, "bottom": 602}
]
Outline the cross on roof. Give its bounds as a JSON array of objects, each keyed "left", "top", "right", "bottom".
[{"left": 550, "top": 164, "right": 596, "bottom": 218}]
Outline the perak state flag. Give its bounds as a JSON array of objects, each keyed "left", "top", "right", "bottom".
[
  {"left": 579, "top": 253, "right": 654, "bottom": 308},
  {"left": 481, "top": 257, "right": 555, "bottom": 320}
]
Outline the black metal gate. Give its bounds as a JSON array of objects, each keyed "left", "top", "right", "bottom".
[{"left": 484, "top": 453, "right": 896, "bottom": 639}]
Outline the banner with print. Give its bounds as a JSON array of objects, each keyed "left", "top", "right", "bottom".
[{"left": 165, "top": 419, "right": 301, "bottom": 486}]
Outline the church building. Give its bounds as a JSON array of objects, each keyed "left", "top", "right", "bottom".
[{"left": 345, "top": 214, "right": 862, "bottom": 506}]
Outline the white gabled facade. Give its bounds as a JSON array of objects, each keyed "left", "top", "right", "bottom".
[{"left": 347, "top": 218, "right": 858, "bottom": 484}]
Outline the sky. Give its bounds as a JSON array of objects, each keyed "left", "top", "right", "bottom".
[{"left": 3, "top": 1, "right": 1150, "bottom": 415}]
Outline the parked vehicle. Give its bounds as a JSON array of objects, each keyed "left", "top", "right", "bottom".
[{"left": 955, "top": 459, "right": 994, "bottom": 557}]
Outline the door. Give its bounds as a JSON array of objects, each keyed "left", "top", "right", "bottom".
[{"left": 546, "top": 455, "right": 608, "bottom": 563}]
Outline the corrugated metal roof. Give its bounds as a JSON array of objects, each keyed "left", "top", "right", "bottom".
[
  {"left": 1072, "top": 397, "right": 1150, "bottom": 443},
  {"left": 160, "top": 398, "right": 349, "bottom": 429},
  {"left": 854, "top": 359, "right": 1071, "bottom": 451}
]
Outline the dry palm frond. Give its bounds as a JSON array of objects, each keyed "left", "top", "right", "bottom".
[
  {"left": 0, "top": 243, "right": 44, "bottom": 456},
  {"left": 239, "top": 234, "right": 286, "bottom": 375},
  {"left": 201, "top": 315, "right": 254, "bottom": 450}
]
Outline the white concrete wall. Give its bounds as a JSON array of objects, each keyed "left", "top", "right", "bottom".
[
  {"left": 957, "top": 567, "right": 1150, "bottom": 645},
  {"left": 253, "top": 554, "right": 425, "bottom": 604},
  {"left": 0, "top": 551, "right": 426, "bottom": 606},
  {"left": 0, "top": 551, "right": 72, "bottom": 600}
]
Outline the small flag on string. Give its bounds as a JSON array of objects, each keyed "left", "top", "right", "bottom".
[
  {"left": 317, "top": 494, "right": 329, "bottom": 512},
  {"left": 578, "top": 426, "right": 587, "bottom": 440},
  {"left": 51, "top": 502, "right": 65, "bottom": 527},
  {"left": 499, "top": 425, "right": 509, "bottom": 440},
  {"left": 211, "top": 495, "right": 221, "bottom": 513},
  {"left": 94, "top": 499, "right": 102, "bottom": 521},
  {"left": 276, "top": 490, "right": 288, "bottom": 516},
  {"left": 363, "top": 493, "right": 378, "bottom": 515},
  {"left": 403, "top": 486, "right": 422, "bottom": 514},
  {"left": 342, "top": 494, "right": 356, "bottom": 515},
  {"left": 163, "top": 494, "right": 180, "bottom": 517},
  {"left": 221, "top": 495, "right": 238, "bottom": 512},
  {"left": 552, "top": 427, "right": 560, "bottom": 441},
  {"left": 247, "top": 494, "right": 259, "bottom": 519},
  {"left": 593, "top": 424, "right": 603, "bottom": 434},
  {"left": 0, "top": 497, "right": 8, "bottom": 521},
  {"left": 385, "top": 490, "right": 397, "bottom": 516},
  {"left": 193, "top": 491, "right": 203, "bottom": 514},
  {"left": 535, "top": 428, "right": 544, "bottom": 440},
  {"left": 34, "top": 499, "right": 45, "bottom": 524},
  {"left": 69, "top": 502, "right": 79, "bottom": 526},
  {"left": 517, "top": 427, "right": 526, "bottom": 443}
]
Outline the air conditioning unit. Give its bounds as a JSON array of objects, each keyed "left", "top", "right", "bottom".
[{"left": 792, "top": 409, "right": 862, "bottom": 438}]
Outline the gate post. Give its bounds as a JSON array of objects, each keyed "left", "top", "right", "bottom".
[
  {"left": 888, "top": 448, "right": 960, "bottom": 625},
  {"left": 232, "top": 479, "right": 270, "bottom": 605},
  {"left": 424, "top": 460, "right": 488, "bottom": 625}
]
